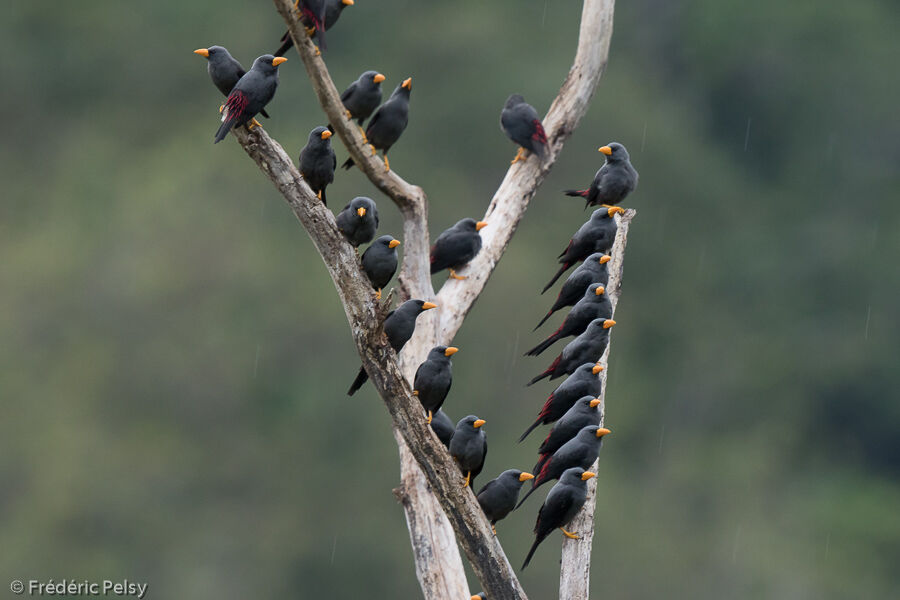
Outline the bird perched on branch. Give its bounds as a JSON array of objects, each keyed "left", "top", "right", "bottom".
[
  {"left": 430, "top": 218, "right": 487, "bottom": 280},
  {"left": 213, "top": 55, "right": 287, "bottom": 143},
  {"left": 347, "top": 299, "right": 436, "bottom": 395},
  {"left": 275, "top": 0, "right": 354, "bottom": 56},
  {"left": 194, "top": 46, "right": 270, "bottom": 119},
  {"left": 521, "top": 467, "right": 596, "bottom": 569},
  {"left": 542, "top": 207, "right": 623, "bottom": 293},
  {"left": 500, "top": 94, "right": 548, "bottom": 164},
  {"left": 449, "top": 415, "right": 487, "bottom": 488},
  {"left": 564, "top": 142, "right": 638, "bottom": 209},
  {"left": 361, "top": 235, "right": 400, "bottom": 300},
  {"left": 336, "top": 197, "right": 379, "bottom": 247},
  {"left": 517, "top": 426, "right": 610, "bottom": 509},
  {"left": 520, "top": 362, "right": 603, "bottom": 441},
  {"left": 535, "top": 253, "right": 610, "bottom": 327},
  {"left": 342, "top": 78, "right": 412, "bottom": 172},
  {"left": 525, "top": 283, "right": 612, "bottom": 356},
  {"left": 429, "top": 409, "right": 455, "bottom": 449},
  {"left": 298, "top": 126, "right": 336, "bottom": 204},
  {"left": 527, "top": 318, "right": 616, "bottom": 386},
  {"left": 413, "top": 346, "right": 457, "bottom": 423},
  {"left": 533, "top": 397, "right": 602, "bottom": 475},
  {"left": 476, "top": 469, "right": 534, "bottom": 532},
  {"left": 339, "top": 70, "right": 386, "bottom": 130}
]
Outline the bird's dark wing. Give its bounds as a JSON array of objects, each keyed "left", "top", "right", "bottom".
[{"left": 340, "top": 81, "right": 358, "bottom": 103}]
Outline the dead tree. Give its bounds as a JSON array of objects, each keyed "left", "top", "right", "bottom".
[{"left": 224, "top": 1, "right": 631, "bottom": 597}]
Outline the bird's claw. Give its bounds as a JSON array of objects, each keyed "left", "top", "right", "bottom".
[
  {"left": 247, "top": 118, "right": 262, "bottom": 130},
  {"left": 374, "top": 288, "right": 382, "bottom": 301},
  {"left": 369, "top": 144, "right": 377, "bottom": 156},
  {"left": 384, "top": 156, "right": 390, "bottom": 172},
  {"left": 448, "top": 269, "right": 467, "bottom": 280},
  {"left": 218, "top": 104, "right": 224, "bottom": 114},
  {"left": 560, "top": 528, "right": 580, "bottom": 539},
  {"left": 463, "top": 472, "right": 471, "bottom": 487},
  {"left": 510, "top": 147, "right": 526, "bottom": 164},
  {"left": 491, "top": 525, "right": 497, "bottom": 535},
  {"left": 426, "top": 410, "right": 433, "bottom": 424}
]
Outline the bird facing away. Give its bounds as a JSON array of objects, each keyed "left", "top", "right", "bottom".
[
  {"left": 361, "top": 235, "right": 400, "bottom": 299},
  {"left": 429, "top": 409, "right": 455, "bottom": 449},
  {"left": 340, "top": 70, "right": 386, "bottom": 127},
  {"left": 564, "top": 142, "right": 638, "bottom": 209},
  {"left": 274, "top": 0, "right": 354, "bottom": 56},
  {"left": 449, "top": 415, "right": 487, "bottom": 488},
  {"left": 535, "top": 253, "right": 610, "bottom": 327},
  {"left": 194, "top": 46, "right": 270, "bottom": 118},
  {"left": 500, "top": 94, "right": 547, "bottom": 164},
  {"left": 413, "top": 346, "right": 458, "bottom": 423},
  {"left": 520, "top": 362, "right": 603, "bottom": 441},
  {"left": 342, "top": 78, "right": 412, "bottom": 172},
  {"left": 214, "top": 55, "right": 287, "bottom": 143},
  {"left": 527, "top": 318, "right": 616, "bottom": 386},
  {"left": 430, "top": 218, "right": 487, "bottom": 280},
  {"left": 521, "top": 467, "right": 596, "bottom": 569},
  {"left": 347, "top": 299, "right": 436, "bottom": 395},
  {"left": 534, "top": 397, "right": 602, "bottom": 474},
  {"left": 542, "top": 206, "right": 624, "bottom": 293},
  {"left": 525, "top": 283, "right": 612, "bottom": 356},
  {"left": 298, "top": 126, "right": 336, "bottom": 204},
  {"left": 517, "top": 425, "right": 611, "bottom": 509},
  {"left": 476, "top": 469, "right": 534, "bottom": 531},
  {"left": 336, "top": 197, "right": 379, "bottom": 247}
]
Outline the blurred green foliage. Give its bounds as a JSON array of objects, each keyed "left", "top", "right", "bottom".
[{"left": 1, "top": 1, "right": 898, "bottom": 598}]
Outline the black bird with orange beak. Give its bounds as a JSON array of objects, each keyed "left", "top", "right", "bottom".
[
  {"left": 564, "top": 142, "right": 638, "bottom": 209},
  {"left": 521, "top": 467, "right": 596, "bottom": 569},
  {"left": 520, "top": 362, "right": 603, "bottom": 441},
  {"left": 533, "top": 397, "right": 602, "bottom": 474},
  {"left": 342, "top": 77, "right": 412, "bottom": 172},
  {"left": 361, "top": 235, "right": 400, "bottom": 300},
  {"left": 347, "top": 299, "right": 436, "bottom": 395},
  {"left": 275, "top": 0, "right": 355, "bottom": 56},
  {"left": 476, "top": 469, "right": 534, "bottom": 532},
  {"left": 535, "top": 252, "right": 610, "bottom": 328},
  {"left": 213, "top": 55, "right": 287, "bottom": 143},
  {"left": 340, "top": 70, "right": 386, "bottom": 128},
  {"left": 542, "top": 207, "right": 623, "bottom": 293},
  {"left": 527, "top": 318, "right": 616, "bottom": 386},
  {"left": 449, "top": 415, "right": 487, "bottom": 488},
  {"left": 413, "top": 346, "right": 458, "bottom": 423},
  {"left": 525, "top": 283, "right": 612, "bottom": 357},
  {"left": 430, "top": 218, "right": 487, "bottom": 280},
  {"left": 336, "top": 197, "right": 378, "bottom": 247},
  {"left": 298, "top": 126, "right": 336, "bottom": 204},
  {"left": 194, "top": 46, "right": 270, "bottom": 119},
  {"left": 500, "top": 94, "right": 547, "bottom": 164},
  {"left": 516, "top": 426, "right": 610, "bottom": 509}
]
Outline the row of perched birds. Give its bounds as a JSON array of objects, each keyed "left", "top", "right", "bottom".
[{"left": 196, "top": 0, "right": 639, "bottom": 583}]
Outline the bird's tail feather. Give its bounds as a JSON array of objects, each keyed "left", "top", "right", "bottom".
[
  {"left": 564, "top": 189, "right": 588, "bottom": 197},
  {"left": 524, "top": 334, "right": 559, "bottom": 357},
  {"left": 527, "top": 355, "right": 561, "bottom": 386},
  {"left": 214, "top": 117, "right": 236, "bottom": 144},
  {"left": 541, "top": 263, "right": 570, "bottom": 294},
  {"left": 521, "top": 536, "right": 543, "bottom": 570},
  {"left": 347, "top": 367, "right": 368, "bottom": 395},
  {"left": 341, "top": 157, "right": 356, "bottom": 170},
  {"left": 274, "top": 31, "right": 293, "bottom": 57},
  {"left": 533, "top": 309, "right": 554, "bottom": 330},
  {"left": 515, "top": 485, "right": 537, "bottom": 510},
  {"left": 518, "top": 419, "right": 542, "bottom": 443}
]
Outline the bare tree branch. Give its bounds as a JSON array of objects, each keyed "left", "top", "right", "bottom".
[{"left": 558, "top": 209, "right": 634, "bottom": 600}]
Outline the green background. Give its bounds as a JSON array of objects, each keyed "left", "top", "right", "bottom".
[{"left": 1, "top": 0, "right": 898, "bottom": 598}]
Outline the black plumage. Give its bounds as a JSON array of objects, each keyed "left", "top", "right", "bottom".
[
  {"left": 517, "top": 426, "right": 610, "bottom": 509},
  {"left": 564, "top": 142, "right": 638, "bottom": 208},
  {"left": 342, "top": 78, "right": 412, "bottom": 171},
  {"left": 361, "top": 235, "right": 400, "bottom": 299},
  {"left": 519, "top": 362, "right": 603, "bottom": 441},
  {"left": 449, "top": 415, "right": 487, "bottom": 488},
  {"left": 413, "top": 346, "right": 457, "bottom": 422},
  {"left": 534, "top": 397, "right": 602, "bottom": 475},
  {"left": 347, "top": 299, "right": 436, "bottom": 395},
  {"left": 521, "top": 467, "right": 596, "bottom": 569},
  {"left": 299, "top": 126, "right": 336, "bottom": 204},
  {"left": 535, "top": 252, "right": 610, "bottom": 328},
  {"left": 542, "top": 207, "right": 623, "bottom": 293},
  {"left": 194, "top": 46, "right": 270, "bottom": 118},
  {"left": 336, "top": 197, "right": 379, "bottom": 247},
  {"left": 476, "top": 469, "right": 534, "bottom": 528},
  {"left": 274, "top": 0, "right": 354, "bottom": 56},
  {"left": 429, "top": 409, "right": 455, "bottom": 449},
  {"left": 340, "top": 70, "right": 386, "bottom": 125},
  {"left": 214, "top": 55, "right": 287, "bottom": 143},
  {"left": 430, "top": 218, "right": 487, "bottom": 279},
  {"left": 527, "top": 318, "right": 616, "bottom": 386},
  {"left": 500, "top": 94, "right": 548, "bottom": 164},
  {"left": 525, "top": 283, "right": 612, "bottom": 356}
]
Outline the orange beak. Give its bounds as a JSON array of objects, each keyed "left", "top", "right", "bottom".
[
  {"left": 444, "top": 347, "right": 459, "bottom": 357},
  {"left": 422, "top": 302, "right": 437, "bottom": 310},
  {"left": 388, "top": 239, "right": 401, "bottom": 248},
  {"left": 595, "top": 286, "right": 605, "bottom": 296},
  {"left": 473, "top": 419, "right": 486, "bottom": 428},
  {"left": 193, "top": 48, "right": 210, "bottom": 57},
  {"left": 272, "top": 57, "right": 288, "bottom": 67},
  {"left": 475, "top": 221, "right": 488, "bottom": 231},
  {"left": 342, "top": 0, "right": 354, "bottom": 4},
  {"left": 357, "top": 207, "right": 366, "bottom": 217},
  {"left": 582, "top": 471, "right": 597, "bottom": 480},
  {"left": 321, "top": 130, "right": 332, "bottom": 140},
  {"left": 589, "top": 398, "right": 601, "bottom": 408},
  {"left": 373, "top": 73, "right": 386, "bottom": 83},
  {"left": 603, "top": 319, "right": 616, "bottom": 329},
  {"left": 519, "top": 472, "right": 535, "bottom": 482},
  {"left": 402, "top": 77, "right": 412, "bottom": 89},
  {"left": 598, "top": 145, "right": 612, "bottom": 155},
  {"left": 596, "top": 427, "right": 612, "bottom": 438},
  {"left": 592, "top": 363, "right": 604, "bottom": 375},
  {"left": 599, "top": 255, "right": 611, "bottom": 264}
]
